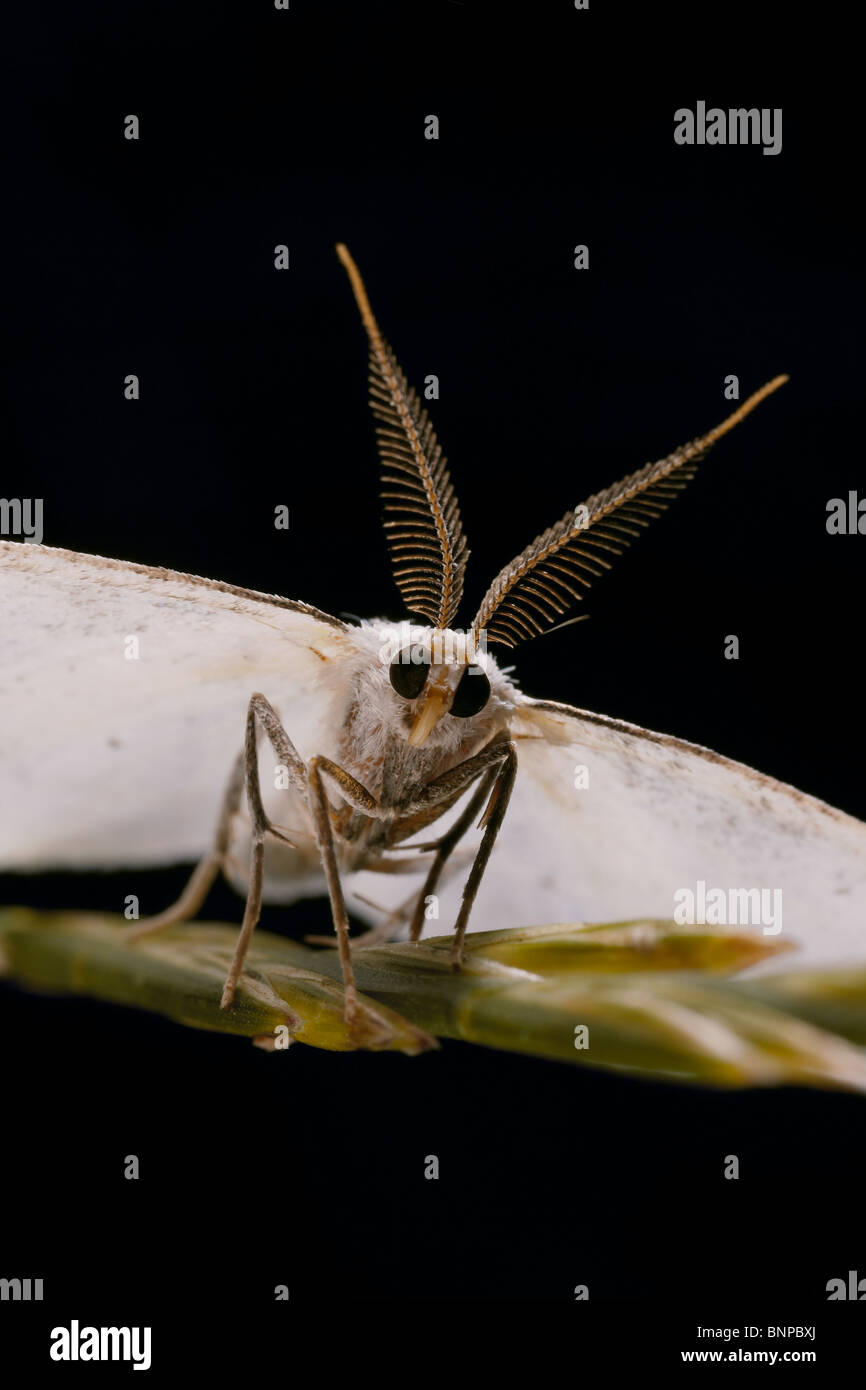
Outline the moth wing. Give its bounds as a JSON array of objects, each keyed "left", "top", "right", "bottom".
[
  {"left": 457, "top": 698, "right": 866, "bottom": 968},
  {"left": 0, "top": 542, "right": 360, "bottom": 870}
]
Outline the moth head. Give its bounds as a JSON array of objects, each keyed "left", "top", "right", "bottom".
[{"left": 387, "top": 637, "right": 492, "bottom": 747}]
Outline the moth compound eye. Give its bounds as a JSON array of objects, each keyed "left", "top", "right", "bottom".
[
  {"left": 450, "top": 666, "right": 491, "bottom": 718},
  {"left": 389, "top": 648, "right": 430, "bottom": 700}
]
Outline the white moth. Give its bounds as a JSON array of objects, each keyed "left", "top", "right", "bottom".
[{"left": 1, "top": 245, "right": 864, "bottom": 1040}]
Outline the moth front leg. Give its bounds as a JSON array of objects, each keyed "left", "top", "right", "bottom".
[
  {"left": 305, "top": 754, "right": 484, "bottom": 1042},
  {"left": 448, "top": 744, "right": 517, "bottom": 968},
  {"left": 405, "top": 767, "right": 499, "bottom": 944},
  {"left": 323, "top": 751, "right": 508, "bottom": 950},
  {"left": 398, "top": 739, "right": 518, "bottom": 967}
]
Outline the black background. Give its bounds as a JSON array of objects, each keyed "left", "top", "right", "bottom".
[{"left": 1, "top": 0, "right": 864, "bottom": 1359}]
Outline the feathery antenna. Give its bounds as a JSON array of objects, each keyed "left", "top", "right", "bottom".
[
  {"left": 336, "top": 244, "right": 469, "bottom": 630},
  {"left": 471, "top": 375, "right": 789, "bottom": 648}
]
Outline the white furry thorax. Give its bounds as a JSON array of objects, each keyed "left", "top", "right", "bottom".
[{"left": 335, "top": 619, "right": 520, "bottom": 802}]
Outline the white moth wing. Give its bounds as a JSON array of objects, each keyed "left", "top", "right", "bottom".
[
  {"left": 5, "top": 543, "right": 863, "bottom": 971},
  {"left": 437, "top": 697, "right": 865, "bottom": 969},
  {"left": 0, "top": 542, "right": 360, "bottom": 870}
]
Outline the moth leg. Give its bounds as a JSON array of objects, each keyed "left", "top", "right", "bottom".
[
  {"left": 306, "top": 756, "right": 377, "bottom": 1029},
  {"left": 304, "top": 746, "right": 514, "bottom": 1016},
  {"left": 128, "top": 692, "right": 307, "bottom": 1013},
  {"left": 128, "top": 693, "right": 306, "bottom": 946},
  {"left": 341, "top": 846, "right": 480, "bottom": 949},
  {"left": 350, "top": 741, "right": 514, "bottom": 956},
  {"left": 398, "top": 734, "right": 512, "bottom": 817},
  {"left": 303, "top": 850, "right": 457, "bottom": 944},
  {"left": 303, "top": 846, "right": 476, "bottom": 948},
  {"left": 406, "top": 767, "right": 499, "bottom": 943},
  {"left": 448, "top": 744, "right": 518, "bottom": 969},
  {"left": 219, "top": 694, "right": 307, "bottom": 1009},
  {"left": 361, "top": 736, "right": 514, "bottom": 958},
  {"left": 307, "top": 755, "right": 379, "bottom": 816},
  {"left": 126, "top": 749, "right": 246, "bottom": 940}
]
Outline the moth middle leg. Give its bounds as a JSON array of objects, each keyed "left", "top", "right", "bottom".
[
  {"left": 125, "top": 749, "right": 247, "bottom": 937},
  {"left": 127, "top": 692, "right": 308, "bottom": 1010},
  {"left": 311, "top": 841, "right": 479, "bottom": 949},
  {"left": 335, "top": 771, "right": 498, "bottom": 948},
  {"left": 310, "top": 738, "right": 517, "bottom": 971}
]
